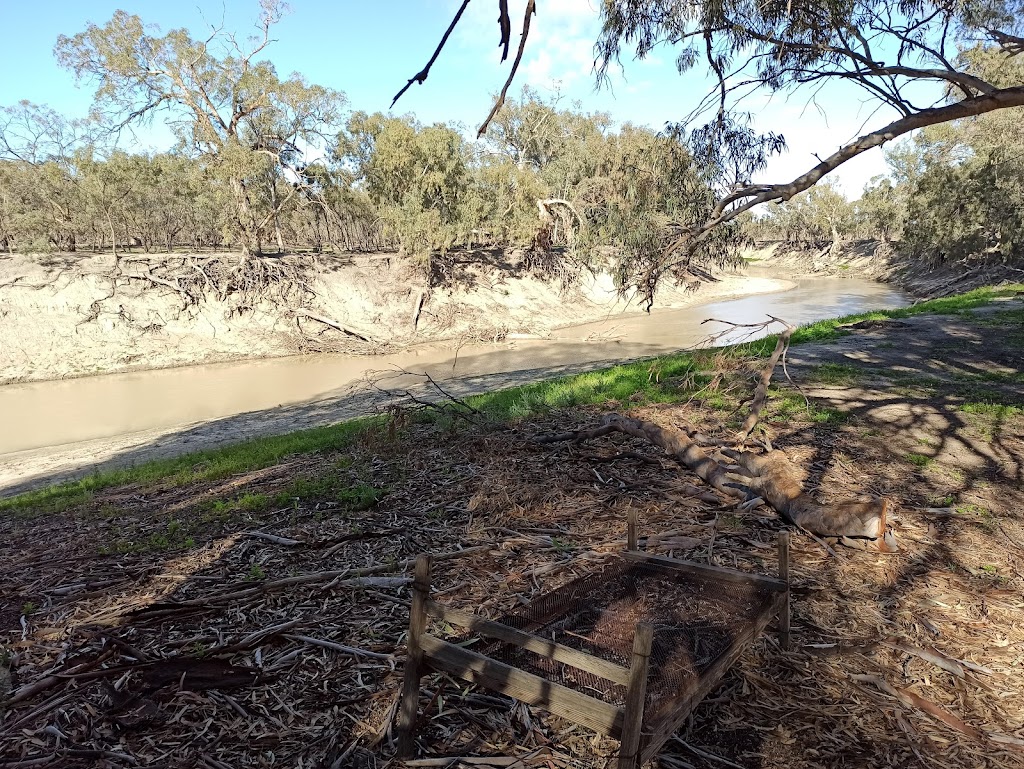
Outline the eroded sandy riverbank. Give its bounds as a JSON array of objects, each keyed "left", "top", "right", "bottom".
[{"left": 0, "top": 250, "right": 789, "bottom": 385}]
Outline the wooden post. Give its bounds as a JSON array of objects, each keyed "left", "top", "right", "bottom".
[
  {"left": 396, "top": 554, "right": 432, "bottom": 757},
  {"left": 627, "top": 507, "right": 638, "bottom": 552},
  {"left": 778, "top": 532, "right": 791, "bottom": 651},
  {"left": 617, "top": 622, "right": 654, "bottom": 769}
]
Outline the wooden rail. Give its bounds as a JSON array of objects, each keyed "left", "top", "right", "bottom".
[
  {"left": 419, "top": 633, "right": 625, "bottom": 737},
  {"left": 621, "top": 550, "right": 788, "bottom": 591},
  {"left": 396, "top": 527, "right": 793, "bottom": 768},
  {"left": 425, "top": 600, "right": 631, "bottom": 686}
]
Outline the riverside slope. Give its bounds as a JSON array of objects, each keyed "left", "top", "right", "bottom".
[{"left": 0, "top": 250, "right": 786, "bottom": 385}]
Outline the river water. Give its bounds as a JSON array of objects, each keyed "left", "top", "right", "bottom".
[{"left": 0, "top": 273, "right": 909, "bottom": 492}]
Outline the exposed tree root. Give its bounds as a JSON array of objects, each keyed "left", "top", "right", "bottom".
[
  {"left": 111, "top": 253, "right": 318, "bottom": 314},
  {"left": 70, "top": 253, "right": 377, "bottom": 349}
]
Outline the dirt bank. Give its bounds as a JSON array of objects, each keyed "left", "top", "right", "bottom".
[
  {"left": 2, "top": 298, "right": 1022, "bottom": 767},
  {"left": 744, "top": 240, "right": 1024, "bottom": 297},
  {"left": 0, "top": 250, "right": 789, "bottom": 385}
]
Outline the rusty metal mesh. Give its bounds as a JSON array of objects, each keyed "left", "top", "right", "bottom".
[{"left": 445, "top": 558, "right": 777, "bottom": 724}]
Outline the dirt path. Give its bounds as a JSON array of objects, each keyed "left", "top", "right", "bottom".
[{"left": 1, "top": 300, "right": 1022, "bottom": 768}]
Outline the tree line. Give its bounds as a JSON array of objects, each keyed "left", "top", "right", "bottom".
[
  {"left": 742, "top": 49, "right": 1024, "bottom": 267},
  {"left": 0, "top": 0, "right": 723, "bottom": 285},
  {"left": 0, "top": 88, "right": 724, "bottom": 273},
  {"left": 2, "top": 2, "right": 1022, "bottom": 291}
]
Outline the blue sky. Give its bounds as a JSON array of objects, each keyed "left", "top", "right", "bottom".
[{"left": 0, "top": 0, "right": 929, "bottom": 196}]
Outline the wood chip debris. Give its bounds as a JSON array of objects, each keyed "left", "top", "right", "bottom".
[{"left": 2, "top": 399, "right": 1023, "bottom": 768}]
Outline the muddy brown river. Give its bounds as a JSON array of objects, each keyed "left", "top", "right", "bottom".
[{"left": 0, "top": 273, "right": 909, "bottom": 494}]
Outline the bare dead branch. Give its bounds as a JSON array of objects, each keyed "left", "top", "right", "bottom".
[
  {"left": 476, "top": 0, "right": 537, "bottom": 138},
  {"left": 392, "top": 0, "right": 473, "bottom": 108},
  {"left": 734, "top": 320, "right": 795, "bottom": 444},
  {"left": 366, "top": 368, "right": 481, "bottom": 422},
  {"left": 497, "top": 0, "right": 511, "bottom": 60}
]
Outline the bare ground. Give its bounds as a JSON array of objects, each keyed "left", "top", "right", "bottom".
[
  {"left": 1, "top": 301, "right": 1023, "bottom": 768},
  {"left": 0, "top": 250, "right": 786, "bottom": 385}
]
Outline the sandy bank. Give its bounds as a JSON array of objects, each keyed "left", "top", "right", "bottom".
[
  {"left": 0, "top": 251, "right": 789, "bottom": 385},
  {"left": 742, "top": 240, "right": 1024, "bottom": 297}
]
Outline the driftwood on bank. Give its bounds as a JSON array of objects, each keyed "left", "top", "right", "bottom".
[
  {"left": 292, "top": 307, "right": 378, "bottom": 344},
  {"left": 722, "top": 447, "right": 896, "bottom": 547}
]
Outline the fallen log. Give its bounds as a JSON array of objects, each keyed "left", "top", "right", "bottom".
[
  {"left": 721, "top": 447, "right": 898, "bottom": 551},
  {"left": 292, "top": 308, "right": 377, "bottom": 343},
  {"left": 543, "top": 413, "right": 898, "bottom": 552}
]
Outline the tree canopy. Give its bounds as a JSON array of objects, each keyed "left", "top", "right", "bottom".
[
  {"left": 53, "top": 2, "right": 346, "bottom": 255},
  {"left": 397, "top": 0, "right": 1024, "bottom": 300}
]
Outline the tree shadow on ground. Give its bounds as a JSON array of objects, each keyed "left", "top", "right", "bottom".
[{"left": 2, "top": 307, "right": 1022, "bottom": 768}]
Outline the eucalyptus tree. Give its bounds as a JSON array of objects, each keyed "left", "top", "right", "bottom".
[
  {"left": 855, "top": 177, "right": 907, "bottom": 243},
  {"left": 399, "top": 0, "right": 1024, "bottom": 301},
  {"left": 478, "top": 91, "right": 719, "bottom": 281},
  {"left": 762, "top": 182, "right": 857, "bottom": 246},
  {"left": 0, "top": 101, "right": 92, "bottom": 251},
  {"left": 54, "top": 2, "right": 347, "bottom": 257},
  {"left": 564, "top": 124, "right": 718, "bottom": 280},
  {"left": 75, "top": 148, "right": 139, "bottom": 255},
  {"left": 337, "top": 113, "right": 468, "bottom": 261},
  {"left": 602, "top": 0, "right": 1024, "bottom": 291},
  {"left": 890, "top": 46, "right": 1024, "bottom": 263},
  {"left": 144, "top": 152, "right": 219, "bottom": 252},
  {"left": 485, "top": 87, "right": 611, "bottom": 173}
]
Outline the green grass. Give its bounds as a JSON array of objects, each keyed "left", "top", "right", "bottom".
[
  {"left": 959, "top": 402, "right": 1023, "bottom": 418},
  {"left": 0, "top": 417, "right": 377, "bottom": 517},
  {"left": 3, "top": 283, "right": 1020, "bottom": 517},
  {"left": 247, "top": 564, "right": 267, "bottom": 581},
  {"left": 806, "top": 362, "right": 863, "bottom": 384},
  {"left": 463, "top": 355, "right": 710, "bottom": 420},
  {"left": 958, "top": 369, "right": 1024, "bottom": 385},
  {"left": 906, "top": 452, "right": 935, "bottom": 468},
  {"left": 274, "top": 477, "right": 384, "bottom": 511},
  {"left": 765, "top": 388, "right": 849, "bottom": 424},
  {"left": 784, "top": 283, "right": 1024, "bottom": 344},
  {"left": 98, "top": 518, "right": 196, "bottom": 555}
]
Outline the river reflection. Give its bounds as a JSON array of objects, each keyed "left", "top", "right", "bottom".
[{"left": 0, "top": 273, "right": 909, "bottom": 457}]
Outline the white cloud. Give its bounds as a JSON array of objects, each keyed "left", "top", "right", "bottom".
[{"left": 453, "top": 0, "right": 603, "bottom": 90}]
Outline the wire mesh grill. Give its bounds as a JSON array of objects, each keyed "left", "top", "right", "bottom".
[{"left": 441, "top": 557, "right": 777, "bottom": 725}]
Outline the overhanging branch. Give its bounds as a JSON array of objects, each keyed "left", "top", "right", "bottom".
[
  {"left": 392, "top": 0, "right": 473, "bottom": 108},
  {"left": 663, "top": 85, "right": 1024, "bottom": 268},
  {"left": 476, "top": 0, "right": 537, "bottom": 138}
]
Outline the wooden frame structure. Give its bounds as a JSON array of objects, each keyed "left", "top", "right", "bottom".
[{"left": 396, "top": 525, "right": 791, "bottom": 767}]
